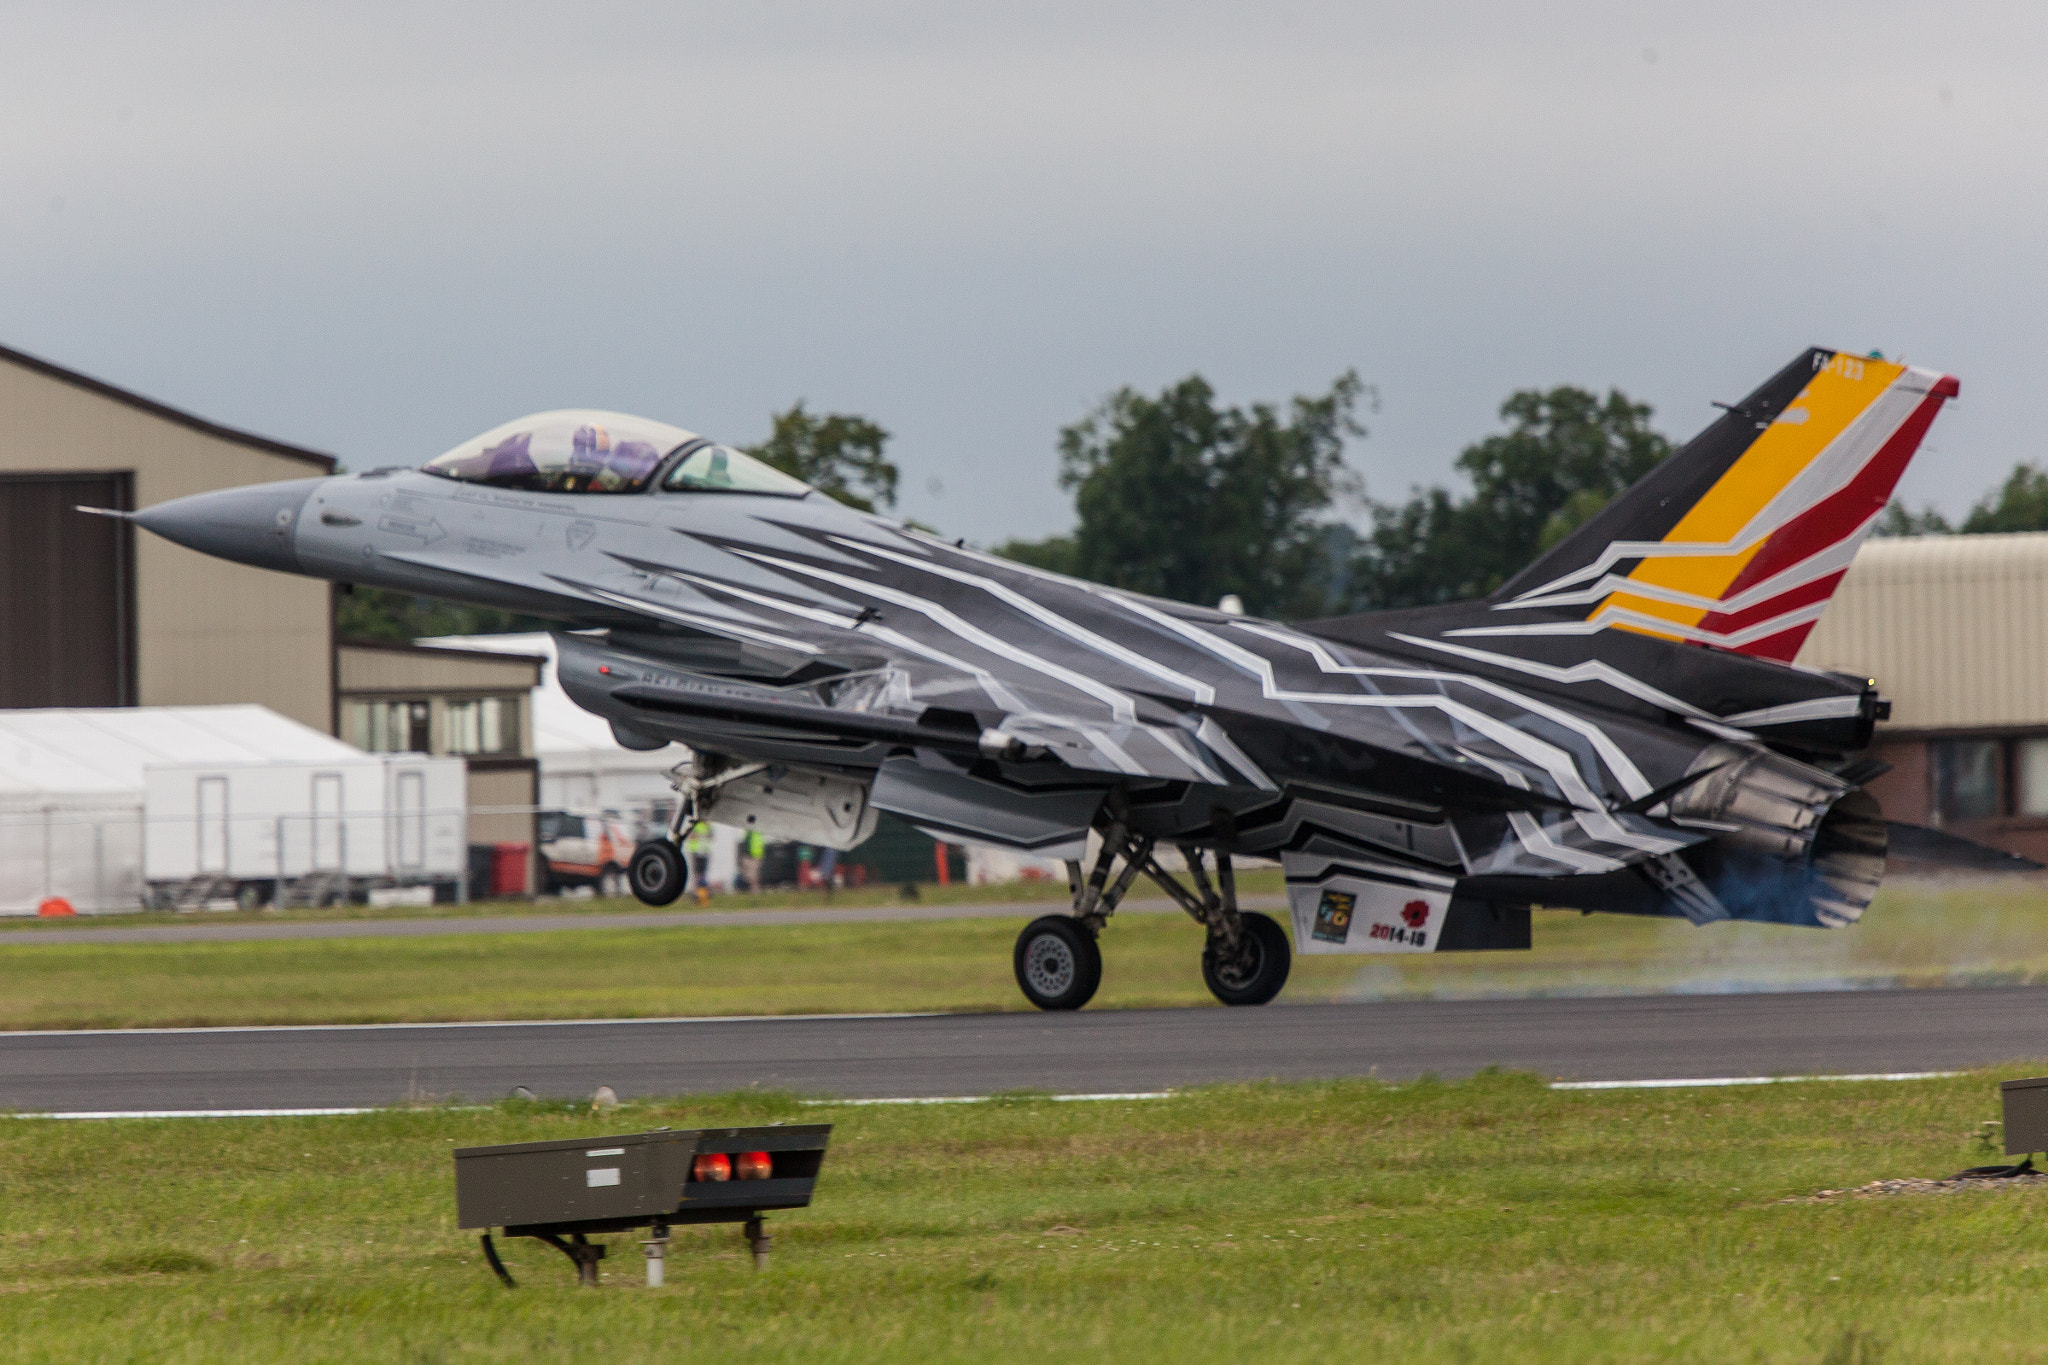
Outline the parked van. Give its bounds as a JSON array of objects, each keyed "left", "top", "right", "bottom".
[{"left": 537, "top": 808, "right": 637, "bottom": 897}]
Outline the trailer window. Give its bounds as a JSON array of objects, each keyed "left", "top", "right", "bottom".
[
  {"left": 196, "top": 776, "right": 228, "bottom": 874},
  {"left": 311, "top": 773, "right": 343, "bottom": 872},
  {"left": 395, "top": 770, "right": 425, "bottom": 870}
]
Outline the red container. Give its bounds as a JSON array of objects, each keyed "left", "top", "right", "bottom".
[{"left": 491, "top": 843, "right": 531, "bottom": 897}]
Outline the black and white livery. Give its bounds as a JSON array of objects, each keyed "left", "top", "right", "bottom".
[{"left": 113, "top": 349, "right": 1999, "bottom": 1010}]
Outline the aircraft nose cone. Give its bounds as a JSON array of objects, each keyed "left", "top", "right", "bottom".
[{"left": 130, "top": 477, "right": 326, "bottom": 574}]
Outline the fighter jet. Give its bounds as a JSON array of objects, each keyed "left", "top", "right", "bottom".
[{"left": 113, "top": 348, "right": 2001, "bottom": 1010}]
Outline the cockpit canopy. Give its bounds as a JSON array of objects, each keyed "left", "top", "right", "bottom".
[{"left": 420, "top": 410, "right": 812, "bottom": 498}]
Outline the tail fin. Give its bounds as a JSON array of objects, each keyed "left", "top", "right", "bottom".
[{"left": 1486, "top": 347, "right": 1958, "bottom": 661}]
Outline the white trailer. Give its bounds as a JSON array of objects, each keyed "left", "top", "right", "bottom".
[
  {"left": 0, "top": 705, "right": 382, "bottom": 915},
  {"left": 144, "top": 755, "right": 467, "bottom": 905}
]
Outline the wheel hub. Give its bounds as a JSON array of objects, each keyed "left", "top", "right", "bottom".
[
  {"left": 1210, "top": 936, "right": 1261, "bottom": 990},
  {"left": 1023, "top": 933, "right": 1076, "bottom": 998}
]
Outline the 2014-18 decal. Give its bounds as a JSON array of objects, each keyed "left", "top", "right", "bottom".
[
  {"left": 1365, "top": 899, "right": 1434, "bottom": 948},
  {"left": 1313, "top": 890, "right": 1355, "bottom": 944}
]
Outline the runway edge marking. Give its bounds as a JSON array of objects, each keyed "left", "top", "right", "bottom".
[
  {"left": 1551, "top": 1071, "right": 1959, "bottom": 1091},
  {"left": 0, "top": 1011, "right": 945, "bottom": 1039}
]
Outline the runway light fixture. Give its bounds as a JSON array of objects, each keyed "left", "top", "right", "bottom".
[{"left": 455, "top": 1124, "right": 832, "bottom": 1287}]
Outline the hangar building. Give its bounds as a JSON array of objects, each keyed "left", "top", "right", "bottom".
[
  {"left": 1798, "top": 531, "right": 2048, "bottom": 864},
  {"left": 0, "top": 343, "right": 335, "bottom": 731}
]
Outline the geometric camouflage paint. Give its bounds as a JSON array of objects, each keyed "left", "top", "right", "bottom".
[{"left": 1473, "top": 349, "right": 1960, "bottom": 661}]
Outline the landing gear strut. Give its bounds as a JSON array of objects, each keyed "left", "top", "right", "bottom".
[
  {"left": 1009, "top": 813, "right": 1292, "bottom": 1011},
  {"left": 1150, "top": 845, "right": 1291, "bottom": 1007}
]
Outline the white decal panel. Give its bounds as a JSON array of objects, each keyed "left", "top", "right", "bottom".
[{"left": 1285, "top": 863, "right": 1454, "bottom": 955}]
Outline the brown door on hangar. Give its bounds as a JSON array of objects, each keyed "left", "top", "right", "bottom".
[{"left": 0, "top": 472, "right": 136, "bottom": 708}]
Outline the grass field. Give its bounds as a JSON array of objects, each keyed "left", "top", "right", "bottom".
[
  {"left": 2, "top": 877, "right": 2047, "bottom": 1031},
  {"left": 4, "top": 1072, "right": 2047, "bottom": 1362},
  {"left": 0, "top": 867, "right": 1166, "bottom": 934}
]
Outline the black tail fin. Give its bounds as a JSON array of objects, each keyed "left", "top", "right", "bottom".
[{"left": 1484, "top": 347, "right": 1957, "bottom": 661}]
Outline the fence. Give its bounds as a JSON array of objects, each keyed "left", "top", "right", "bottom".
[{"left": 0, "top": 803, "right": 483, "bottom": 915}]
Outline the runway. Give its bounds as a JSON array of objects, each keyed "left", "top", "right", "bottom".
[{"left": 4, "top": 985, "right": 2045, "bottom": 1113}]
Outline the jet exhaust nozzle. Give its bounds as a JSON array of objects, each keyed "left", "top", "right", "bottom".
[{"left": 1667, "top": 743, "right": 1887, "bottom": 928}]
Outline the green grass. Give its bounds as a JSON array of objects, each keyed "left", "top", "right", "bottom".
[
  {"left": 3, "top": 877, "right": 2047, "bottom": 1031},
  {"left": 0, "top": 869, "right": 1267, "bottom": 934},
  {"left": 0, "top": 913, "right": 1342, "bottom": 1029},
  {"left": 3, "top": 1073, "right": 2047, "bottom": 1361}
]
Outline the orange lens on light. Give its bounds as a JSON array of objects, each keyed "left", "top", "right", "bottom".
[
  {"left": 735, "top": 1151, "right": 773, "bottom": 1180},
  {"left": 692, "top": 1152, "right": 732, "bottom": 1182}
]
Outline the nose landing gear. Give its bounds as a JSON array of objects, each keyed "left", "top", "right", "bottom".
[{"left": 628, "top": 840, "right": 686, "bottom": 906}]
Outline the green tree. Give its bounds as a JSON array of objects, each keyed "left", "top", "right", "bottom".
[
  {"left": 743, "top": 403, "right": 897, "bottom": 512},
  {"left": 1871, "top": 500, "right": 1954, "bottom": 537},
  {"left": 999, "top": 373, "right": 1368, "bottom": 618},
  {"left": 335, "top": 589, "right": 550, "bottom": 644},
  {"left": 1352, "top": 386, "right": 1670, "bottom": 609},
  {"left": 989, "top": 534, "right": 1078, "bottom": 577},
  {"left": 1959, "top": 463, "right": 2048, "bottom": 533}
]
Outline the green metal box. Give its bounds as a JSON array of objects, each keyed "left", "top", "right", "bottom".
[{"left": 454, "top": 1125, "right": 831, "bottom": 1234}]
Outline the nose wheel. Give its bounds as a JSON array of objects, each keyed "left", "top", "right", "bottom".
[{"left": 628, "top": 840, "right": 687, "bottom": 906}]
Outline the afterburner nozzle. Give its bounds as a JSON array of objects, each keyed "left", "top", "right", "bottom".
[{"left": 126, "top": 477, "right": 326, "bottom": 575}]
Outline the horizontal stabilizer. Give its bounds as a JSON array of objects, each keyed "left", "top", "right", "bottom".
[{"left": 1885, "top": 822, "right": 2044, "bottom": 872}]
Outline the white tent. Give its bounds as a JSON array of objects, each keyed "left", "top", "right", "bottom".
[{"left": 0, "top": 705, "right": 365, "bottom": 914}]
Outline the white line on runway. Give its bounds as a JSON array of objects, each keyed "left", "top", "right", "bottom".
[
  {"left": 1551, "top": 1071, "right": 1960, "bottom": 1091},
  {"left": 12, "top": 1107, "right": 380, "bottom": 1119},
  {"left": 803, "top": 1092, "right": 1174, "bottom": 1106},
  {"left": 12, "top": 1094, "right": 1180, "bottom": 1119},
  {"left": 0, "top": 1011, "right": 942, "bottom": 1039}
]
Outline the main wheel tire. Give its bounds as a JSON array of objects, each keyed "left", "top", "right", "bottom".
[
  {"left": 1013, "top": 916, "right": 1103, "bottom": 1011},
  {"left": 1201, "top": 910, "right": 1291, "bottom": 1006},
  {"left": 628, "top": 841, "right": 687, "bottom": 906}
]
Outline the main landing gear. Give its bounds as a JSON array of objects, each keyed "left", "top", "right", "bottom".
[{"left": 1011, "top": 815, "right": 1291, "bottom": 1011}]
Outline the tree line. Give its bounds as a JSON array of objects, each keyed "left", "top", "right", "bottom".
[{"left": 337, "top": 376, "right": 2048, "bottom": 642}]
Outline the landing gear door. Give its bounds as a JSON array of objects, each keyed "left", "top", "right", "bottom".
[
  {"left": 1282, "top": 853, "right": 1455, "bottom": 955},
  {"left": 698, "top": 768, "right": 880, "bottom": 850}
]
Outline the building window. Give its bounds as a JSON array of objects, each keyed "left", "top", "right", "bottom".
[
  {"left": 1932, "top": 739, "right": 2003, "bottom": 824},
  {"left": 444, "top": 696, "right": 519, "bottom": 755},
  {"left": 350, "top": 699, "right": 430, "bottom": 753},
  {"left": 2016, "top": 738, "right": 2048, "bottom": 818}
]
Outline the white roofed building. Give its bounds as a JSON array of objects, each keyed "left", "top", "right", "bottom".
[
  {"left": 0, "top": 704, "right": 364, "bottom": 913},
  {"left": 1797, "top": 531, "right": 2048, "bottom": 864}
]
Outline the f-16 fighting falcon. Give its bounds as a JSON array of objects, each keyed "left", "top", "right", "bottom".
[{"left": 108, "top": 348, "right": 2004, "bottom": 1011}]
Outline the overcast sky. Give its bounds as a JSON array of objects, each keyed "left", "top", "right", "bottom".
[{"left": 3, "top": 2, "right": 2043, "bottom": 543}]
